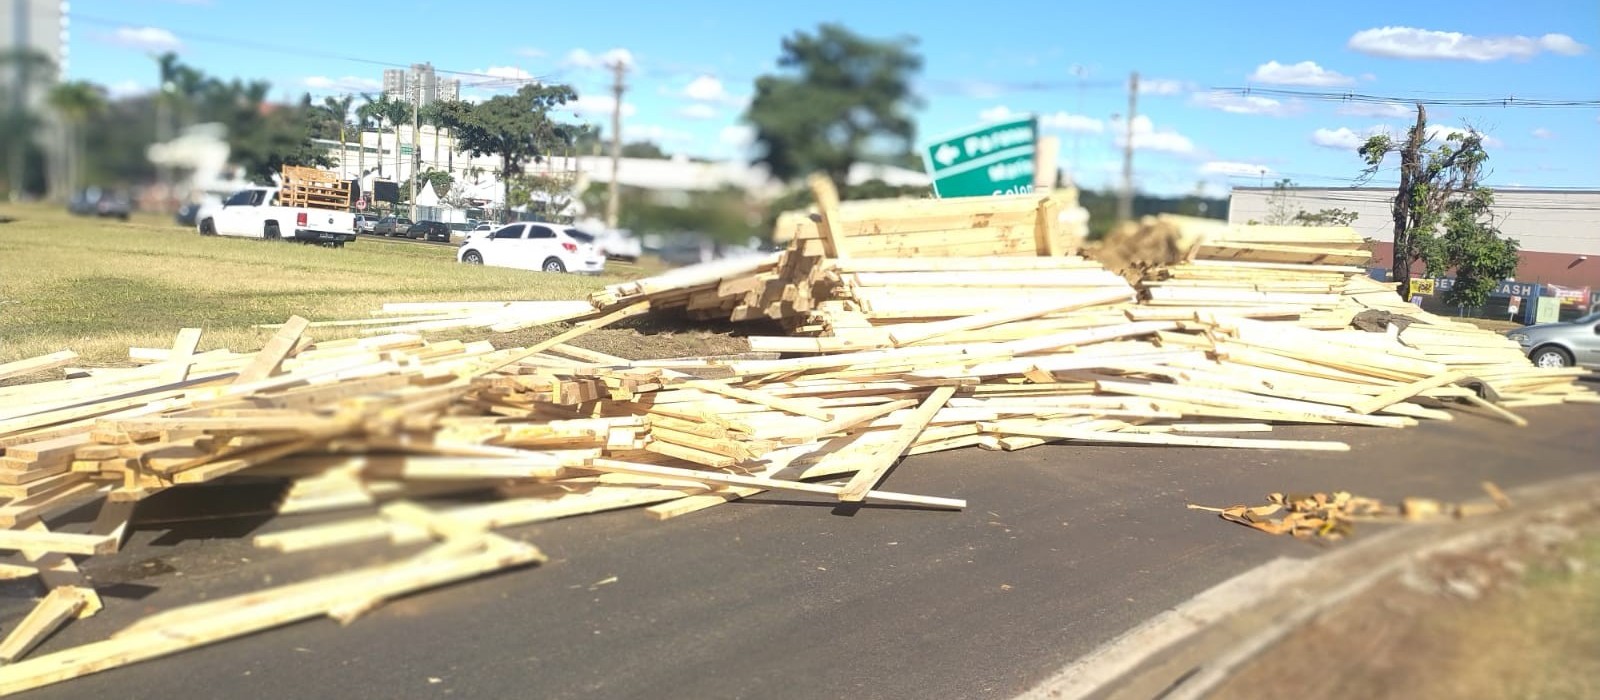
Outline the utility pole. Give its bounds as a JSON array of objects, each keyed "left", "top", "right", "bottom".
[
  {"left": 409, "top": 91, "right": 419, "bottom": 221},
  {"left": 1117, "top": 71, "right": 1138, "bottom": 223},
  {"left": 605, "top": 59, "right": 626, "bottom": 229}
]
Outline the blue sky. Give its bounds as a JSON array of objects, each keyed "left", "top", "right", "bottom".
[{"left": 68, "top": 0, "right": 1600, "bottom": 195}]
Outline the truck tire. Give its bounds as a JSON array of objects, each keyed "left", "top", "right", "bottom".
[
  {"left": 264, "top": 222, "right": 282, "bottom": 241},
  {"left": 542, "top": 257, "right": 567, "bottom": 273},
  {"left": 199, "top": 218, "right": 216, "bottom": 236}
]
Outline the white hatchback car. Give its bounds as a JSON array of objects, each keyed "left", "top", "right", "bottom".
[{"left": 456, "top": 223, "right": 606, "bottom": 274}]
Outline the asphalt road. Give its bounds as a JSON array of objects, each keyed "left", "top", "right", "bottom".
[{"left": 8, "top": 404, "right": 1599, "bottom": 699}]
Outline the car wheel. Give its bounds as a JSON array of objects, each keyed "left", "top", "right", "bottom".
[
  {"left": 264, "top": 222, "right": 282, "bottom": 241},
  {"left": 199, "top": 218, "right": 216, "bottom": 236},
  {"left": 462, "top": 250, "right": 483, "bottom": 265},
  {"left": 542, "top": 257, "right": 567, "bottom": 273},
  {"left": 1530, "top": 346, "right": 1572, "bottom": 369}
]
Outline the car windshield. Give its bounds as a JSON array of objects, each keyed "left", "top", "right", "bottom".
[{"left": 564, "top": 229, "right": 596, "bottom": 243}]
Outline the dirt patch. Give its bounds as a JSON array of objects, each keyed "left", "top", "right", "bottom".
[{"left": 1213, "top": 504, "right": 1600, "bottom": 700}]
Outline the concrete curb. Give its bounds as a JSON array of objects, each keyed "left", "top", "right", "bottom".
[{"left": 1017, "top": 472, "right": 1600, "bottom": 700}]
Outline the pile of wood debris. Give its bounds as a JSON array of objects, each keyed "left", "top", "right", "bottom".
[
  {"left": 0, "top": 176, "right": 1591, "bottom": 694},
  {"left": 1189, "top": 482, "right": 1517, "bottom": 541}
]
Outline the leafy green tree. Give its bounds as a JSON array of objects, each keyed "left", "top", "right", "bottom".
[
  {"left": 621, "top": 141, "right": 669, "bottom": 159},
  {"left": 46, "top": 81, "right": 107, "bottom": 195},
  {"left": 745, "top": 23, "right": 923, "bottom": 187},
  {"left": 418, "top": 169, "right": 453, "bottom": 200},
  {"left": 1437, "top": 189, "right": 1519, "bottom": 308},
  {"left": 438, "top": 84, "right": 581, "bottom": 214},
  {"left": 1359, "top": 105, "right": 1499, "bottom": 300}
]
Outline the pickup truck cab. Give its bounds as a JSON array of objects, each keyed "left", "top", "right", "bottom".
[{"left": 197, "top": 187, "right": 356, "bottom": 247}]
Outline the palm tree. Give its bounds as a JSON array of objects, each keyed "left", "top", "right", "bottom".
[
  {"left": 46, "top": 81, "right": 106, "bottom": 196},
  {"left": 418, "top": 101, "right": 442, "bottom": 171},
  {"left": 355, "top": 93, "right": 378, "bottom": 179},
  {"left": 322, "top": 94, "right": 354, "bottom": 175}
]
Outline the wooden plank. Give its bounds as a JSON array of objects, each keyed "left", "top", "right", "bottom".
[
  {"left": 1349, "top": 371, "right": 1469, "bottom": 415},
  {"left": 165, "top": 328, "right": 204, "bottom": 383},
  {"left": 0, "top": 587, "right": 88, "bottom": 663},
  {"left": 233, "top": 316, "right": 310, "bottom": 385},
  {"left": 887, "top": 288, "right": 1133, "bottom": 347},
  {"left": 983, "top": 423, "right": 1351, "bottom": 451},
  {"left": 837, "top": 385, "right": 958, "bottom": 502},
  {"left": 0, "top": 538, "right": 544, "bottom": 697},
  {"left": 808, "top": 173, "right": 848, "bottom": 258},
  {"left": 679, "top": 379, "right": 832, "bottom": 421},
  {"left": 471, "top": 301, "right": 650, "bottom": 378},
  {"left": 585, "top": 458, "right": 964, "bottom": 509},
  {"left": 0, "top": 529, "right": 119, "bottom": 556},
  {"left": 0, "top": 351, "right": 78, "bottom": 382}
]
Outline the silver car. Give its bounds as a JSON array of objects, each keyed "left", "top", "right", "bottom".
[{"left": 1509, "top": 310, "right": 1600, "bottom": 368}]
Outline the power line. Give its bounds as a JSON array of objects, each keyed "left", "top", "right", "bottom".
[
  {"left": 1211, "top": 86, "right": 1600, "bottom": 109},
  {"left": 72, "top": 13, "right": 565, "bottom": 87}
]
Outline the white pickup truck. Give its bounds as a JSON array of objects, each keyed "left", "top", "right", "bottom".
[{"left": 196, "top": 186, "right": 356, "bottom": 247}]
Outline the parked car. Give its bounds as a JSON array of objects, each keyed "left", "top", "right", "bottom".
[
  {"left": 1509, "top": 310, "right": 1600, "bottom": 369},
  {"left": 372, "top": 216, "right": 413, "bottom": 236},
  {"left": 175, "top": 203, "right": 200, "bottom": 227},
  {"left": 471, "top": 222, "right": 493, "bottom": 232},
  {"left": 456, "top": 223, "right": 605, "bottom": 274},
  {"left": 68, "top": 188, "right": 132, "bottom": 221},
  {"left": 352, "top": 214, "right": 379, "bottom": 234},
  {"left": 405, "top": 220, "right": 452, "bottom": 243}
]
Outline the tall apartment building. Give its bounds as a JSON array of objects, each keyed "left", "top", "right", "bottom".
[
  {"left": 2, "top": 0, "right": 67, "bottom": 106},
  {"left": 381, "top": 62, "right": 455, "bottom": 105}
]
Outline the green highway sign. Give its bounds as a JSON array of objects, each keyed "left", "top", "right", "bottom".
[
  {"left": 922, "top": 115, "right": 1038, "bottom": 198},
  {"left": 400, "top": 144, "right": 415, "bottom": 156}
]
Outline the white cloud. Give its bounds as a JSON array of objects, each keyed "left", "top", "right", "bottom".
[
  {"left": 1311, "top": 126, "right": 1378, "bottom": 150},
  {"left": 1139, "top": 78, "right": 1191, "bottom": 96},
  {"left": 303, "top": 76, "right": 382, "bottom": 93},
  {"left": 1310, "top": 123, "right": 1501, "bottom": 150},
  {"left": 1531, "top": 127, "right": 1555, "bottom": 140},
  {"left": 678, "top": 103, "right": 718, "bottom": 120},
  {"left": 979, "top": 106, "right": 1104, "bottom": 134},
  {"left": 1200, "top": 161, "right": 1273, "bottom": 177},
  {"left": 515, "top": 47, "right": 547, "bottom": 58},
  {"left": 1336, "top": 101, "right": 1413, "bottom": 118},
  {"left": 1190, "top": 90, "right": 1300, "bottom": 116},
  {"left": 1040, "top": 111, "right": 1104, "bottom": 134},
  {"left": 1249, "top": 60, "right": 1355, "bottom": 87},
  {"left": 109, "top": 26, "right": 182, "bottom": 52},
  {"left": 106, "top": 80, "right": 150, "bottom": 99},
  {"left": 563, "top": 48, "right": 634, "bottom": 69},
  {"left": 478, "top": 65, "right": 534, "bottom": 82},
  {"left": 570, "top": 94, "right": 636, "bottom": 118},
  {"left": 978, "top": 105, "right": 1017, "bottom": 122},
  {"left": 1348, "top": 26, "right": 1589, "bottom": 61},
  {"left": 1112, "top": 115, "right": 1196, "bottom": 155},
  {"left": 720, "top": 125, "right": 755, "bottom": 149},
  {"left": 682, "top": 75, "right": 728, "bottom": 102},
  {"left": 626, "top": 124, "right": 692, "bottom": 144}
]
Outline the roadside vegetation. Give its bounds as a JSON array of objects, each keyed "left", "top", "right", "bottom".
[{"left": 0, "top": 205, "right": 749, "bottom": 365}]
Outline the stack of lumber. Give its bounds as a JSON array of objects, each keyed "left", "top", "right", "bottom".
[
  {"left": 586, "top": 176, "right": 1083, "bottom": 329},
  {"left": 0, "top": 178, "right": 1593, "bottom": 693},
  {"left": 277, "top": 164, "right": 351, "bottom": 210}
]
